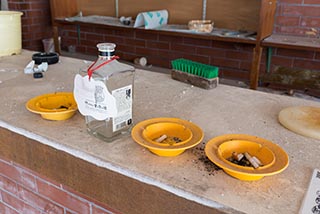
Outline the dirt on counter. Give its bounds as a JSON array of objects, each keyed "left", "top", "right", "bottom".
[{"left": 191, "top": 141, "right": 221, "bottom": 176}]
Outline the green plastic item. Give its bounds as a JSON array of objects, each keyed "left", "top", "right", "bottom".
[{"left": 171, "top": 58, "right": 219, "bottom": 79}]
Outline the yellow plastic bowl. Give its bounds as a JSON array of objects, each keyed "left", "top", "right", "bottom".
[
  {"left": 26, "top": 92, "right": 77, "bottom": 121},
  {"left": 148, "top": 147, "right": 185, "bottom": 157},
  {"left": 205, "top": 134, "right": 289, "bottom": 181},
  {"left": 217, "top": 140, "right": 275, "bottom": 180},
  {"left": 131, "top": 118, "right": 204, "bottom": 157},
  {"left": 142, "top": 122, "right": 193, "bottom": 146},
  {"left": 218, "top": 140, "right": 275, "bottom": 169}
]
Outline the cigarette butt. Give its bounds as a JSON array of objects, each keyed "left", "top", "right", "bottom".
[
  {"left": 244, "top": 152, "right": 259, "bottom": 169},
  {"left": 232, "top": 152, "right": 244, "bottom": 161},
  {"left": 154, "top": 134, "right": 167, "bottom": 143},
  {"left": 244, "top": 152, "right": 251, "bottom": 160},
  {"left": 252, "top": 156, "right": 262, "bottom": 166}
]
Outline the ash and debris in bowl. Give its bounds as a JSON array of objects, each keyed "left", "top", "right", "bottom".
[{"left": 191, "top": 141, "right": 221, "bottom": 176}]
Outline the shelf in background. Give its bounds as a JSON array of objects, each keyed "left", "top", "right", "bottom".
[
  {"left": 54, "top": 15, "right": 258, "bottom": 45},
  {"left": 262, "top": 34, "right": 320, "bottom": 52}
]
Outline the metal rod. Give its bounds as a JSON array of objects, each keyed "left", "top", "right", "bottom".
[
  {"left": 77, "top": 25, "right": 81, "bottom": 45},
  {"left": 266, "top": 47, "right": 272, "bottom": 73},
  {"left": 202, "top": 0, "right": 207, "bottom": 20},
  {"left": 115, "top": 0, "right": 119, "bottom": 17}
]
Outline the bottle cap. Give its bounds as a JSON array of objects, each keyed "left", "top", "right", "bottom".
[{"left": 97, "top": 43, "right": 116, "bottom": 52}]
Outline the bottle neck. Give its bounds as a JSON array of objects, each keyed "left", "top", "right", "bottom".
[{"left": 99, "top": 51, "right": 115, "bottom": 60}]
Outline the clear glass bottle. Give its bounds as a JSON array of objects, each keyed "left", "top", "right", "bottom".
[{"left": 84, "top": 43, "right": 135, "bottom": 142}]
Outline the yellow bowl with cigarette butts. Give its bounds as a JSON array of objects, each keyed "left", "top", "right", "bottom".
[
  {"left": 218, "top": 140, "right": 276, "bottom": 170},
  {"left": 132, "top": 118, "right": 204, "bottom": 157},
  {"left": 26, "top": 92, "right": 77, "bottom": 121},
  {"left": 205, "top": 134, "right": 289, "bottom": 181},
  {"left": 142, "top": 122, "right": 193, "bottom": 146}
]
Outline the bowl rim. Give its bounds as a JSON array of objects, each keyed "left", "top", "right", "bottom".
[
  {"left": 205, "top": 134, "right": 289, "bottom": 178},
  {"left": 131, "top": 117, "right": 204, "bottom": 153},
  {"left": 26, "top": 92, "right": 77, "bottom": 116}
]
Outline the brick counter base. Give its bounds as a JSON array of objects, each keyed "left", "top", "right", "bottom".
[
  {"left": 0, "top": 127, "right": 232, "bottom": 214},
  {"left": 0, "top": 156, "right": 119, "bottom": 214}
]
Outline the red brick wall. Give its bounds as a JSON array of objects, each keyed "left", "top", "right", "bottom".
[
  {"left": 10, "top": 0, "right": 319, "bottom": 51},
  {"left": 275, "top": 0, "right": 320, "bottom": 36},
  {"left": 60, "top": 25, "right": 257, "bottom": 81},
  {"left": 0, "top": 156, "right": 119, "bottom": 214},
  {"left": 271, "top": 0, "right": 320, "bottom": 85},
  {"left": 268, "top": 48, "right": 320, "bottom": 71},
  {"left": 8, "top": 0, "right": 53, "bottom": 51},
  {"left": 7, "top": 0, "right": 320, "bottom": 85}
]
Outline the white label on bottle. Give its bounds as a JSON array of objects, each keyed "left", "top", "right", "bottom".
[
  {"left": 112, "top": 85, "right": 133, "bottom": 132},
  {"left": 73, "top": 74, "right": 117, "bottom": 120}
]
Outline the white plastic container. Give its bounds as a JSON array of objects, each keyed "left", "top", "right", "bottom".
[{"left": 0, "top": 11, "right": 23, "bottom": 56}]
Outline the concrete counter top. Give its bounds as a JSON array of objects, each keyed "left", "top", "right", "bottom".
[{"left": 1, "top": 50, "right": 320, "bottom": 213}]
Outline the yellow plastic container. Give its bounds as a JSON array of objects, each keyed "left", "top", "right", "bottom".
[
  {"left": 218, "top": 140, "right": 276, "bottom": 169},
  {"left": 205, "top": 134, "right": 289, "bottom": 181},
  {"left": 26, "top": 92, "right": 78, "bottom": 121},
  {"left": 131, "top": 118, "right": 204, "bottom": 157},
  {"left": 0, "top": 11, "right": 23, "bottom": 56},
  {"left": 217, "top": 140, "right": 276, "bottom": 180}
]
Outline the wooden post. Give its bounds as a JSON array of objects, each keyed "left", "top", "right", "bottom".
[
  {"left": 250, "top": 45, "right": 263, "bottom": 89},
  {"left": 249, "top": 0, "right": 277, "bottom": 89},
  {"left": 53, "top": 26, "right": 61, "bottom": 55},
  {"left": 49, "top": 0, "right": 79, "bottom": 55}
]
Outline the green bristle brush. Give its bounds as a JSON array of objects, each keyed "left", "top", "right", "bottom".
[{"left": 171, "top": 58, "right": 219, "bottom": 79}]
